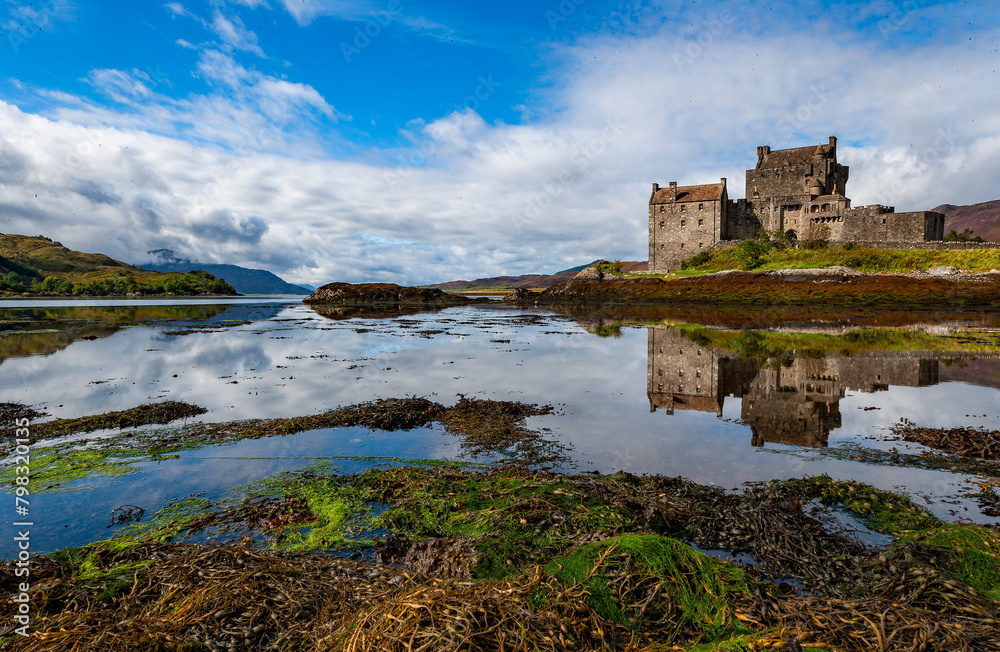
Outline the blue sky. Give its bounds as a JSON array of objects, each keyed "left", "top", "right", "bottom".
[{"left": 0, "top": 0, "right": 998, "bottom": 285}]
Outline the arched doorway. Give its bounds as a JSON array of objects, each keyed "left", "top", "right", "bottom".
[{"left": 786, "top": 230, "right": 798, "bottom": 248}]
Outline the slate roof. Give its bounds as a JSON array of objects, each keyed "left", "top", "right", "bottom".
[
  {"left": 650, "top": 182, "right": 725, "bottom": 204},
  {"left": 759, "top": 144, "right": 830, "bottom": 168}
]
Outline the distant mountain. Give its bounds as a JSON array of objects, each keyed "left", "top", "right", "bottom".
[
  {"left": 426, "top": 261, "right": 648, "bottom": 291},
  {"left": 142, "top": 250, "right": 311, "bottom": 295},
  {"left": 933, "top": 200, "right": 1000, "bottom": 242}
]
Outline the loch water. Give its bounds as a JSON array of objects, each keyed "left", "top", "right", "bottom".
[{"left": 2, "top": 297, "right": 999, "bottom": 554}]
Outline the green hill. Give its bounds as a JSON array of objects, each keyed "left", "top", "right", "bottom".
[{"left": 0, "top": 234, "right": 238, "bottom": 296}]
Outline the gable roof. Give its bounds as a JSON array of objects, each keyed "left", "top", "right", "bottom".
[
  {"left": 650, "top": 182, "right": 725, "bottom": 204},
  {"left": 759, "top": 144, "right": 830, "bottom": 169}
]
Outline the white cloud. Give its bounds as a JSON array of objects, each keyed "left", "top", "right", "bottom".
[
  {"left": 210, "top": 10, "right": 265, "bottom": 57},
  {"left": 2, "top": 8, "right": 998, "bottom": 287},
  {"left": 165, "top": 2, "right": 190, "bottom": 17},
  {"left": 273, "top": 0, "right": 458, "bottom": 41}
]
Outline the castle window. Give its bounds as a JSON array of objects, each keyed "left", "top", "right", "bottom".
[
  {"left": 660, "top": 244, "right": 664, "bottom": 249},
  {"left": 696, "top": 386, "right": 701, "bottom": 392},
  {"left": 678, "top": 370, "right": 684, "bottom": 377},
  {"left": 678, "top": 385, "right": 684, "bottom": 392},
  {"left": 696, "top": 370, "right": 701, "bottom": 377},
  {"left": 698, "top": 203, "right": 704, "bottom": 211},
  {"left": 680, "top": 243, "right": 685, "bottom": 249},
  {"left": 658, "top": 369, "right": 663, "bottom": 376},
  {"left": 698, "top": 219, "right": 704, "bottom": 226},
  {"left": 699, "top": 243, "right": 703, "bottom": 248},
  {"left": 680, "top": 205, "right": 686, "bottom": 212},
  {"left": 882, "top": 218, "right": 886, "bottom": 224},
  {"left": 660, "top": 206, "right": 665, "bottom": 213},
  {"left": 681, "top": 220, "right": 686, "bottom": 227},
  {"left": 659, "top": 220, "right": 665, "bottom": 227},
  {"left": 822, "top": 203, "right": 830, "bottom": 211}
]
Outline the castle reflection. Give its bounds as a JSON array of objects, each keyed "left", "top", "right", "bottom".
[{"left": 646, "top": 326, "right": 993, "bottom": 448}]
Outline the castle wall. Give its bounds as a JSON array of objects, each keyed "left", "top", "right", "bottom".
[
  {"left": 747, "top": 163, "right": 813, "bottom": 199},
  {"left": 829, "top": 207, "right": 945, "bottom": 242},
  {"left": 649, "top": 197, "right": 723, "bottom": 273}
]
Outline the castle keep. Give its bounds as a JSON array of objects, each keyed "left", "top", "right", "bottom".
[{"left": 648, "top": 136, "right": 946, "bottom": 272}]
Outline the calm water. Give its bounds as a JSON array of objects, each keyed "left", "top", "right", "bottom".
[{"left": 2, "top": 297, "right": 1000, "bottom": 554}]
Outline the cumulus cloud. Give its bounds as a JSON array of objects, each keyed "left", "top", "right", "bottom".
[{"left": 1, "top": 2, "right": 997, "bottom": 287}]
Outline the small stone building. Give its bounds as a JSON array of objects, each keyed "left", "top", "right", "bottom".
[{"left": 648, "top": 136, "right": 945, "bottom": 273}]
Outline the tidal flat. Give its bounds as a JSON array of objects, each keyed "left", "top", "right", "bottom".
[{"left": 2, "top": 297, "right": 1000, "bottom": 650}]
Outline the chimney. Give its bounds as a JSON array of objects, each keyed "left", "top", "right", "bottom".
[
  {"left": 829, "top": 135, "right": 837, "bottom": 149},
  {"left": 669, "top": 181, "right": 677, "bottom": 202},
  {"left": 652, "top": 183, "right": 659, "bottom": 193}
]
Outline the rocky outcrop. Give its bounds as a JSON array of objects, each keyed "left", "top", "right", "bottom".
[
  {"left": 501, "top": 287, "right": 534, "bottom": 302},
  {"left": 303, "top": 282, "right": 487, "bottom": 305}
]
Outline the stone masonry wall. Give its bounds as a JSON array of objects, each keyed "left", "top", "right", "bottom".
[{"left": 649, "top": 199, "right": 722, "bottom": 273}]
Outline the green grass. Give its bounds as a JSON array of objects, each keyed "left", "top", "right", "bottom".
[{"left": 674, "top": 243, "right": 1000, "bottom": 275}]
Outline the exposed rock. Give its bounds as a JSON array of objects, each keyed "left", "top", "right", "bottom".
[
  {"left": 926, "top": 265, "right": 961, "bottom": 276},
  {"left": 501, "top": 288, "right": 534, "bottom": 302},
  {"left": 574, "top": 266, "right": 604, "bottom": 280}
]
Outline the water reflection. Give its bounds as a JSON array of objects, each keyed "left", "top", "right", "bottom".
[{"left": 647, "top": 326, "right": 1000, "bottom": 448}]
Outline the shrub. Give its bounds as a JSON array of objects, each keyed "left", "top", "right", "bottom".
[
  {"left": 943, "top": 228, "right": 984, "bottom": 243},
  {"left": 680, "top": 251, "right": 713, "bottom": 270},
  {"left": 736, "top": 237, "right": 771, "bottom": 270}
]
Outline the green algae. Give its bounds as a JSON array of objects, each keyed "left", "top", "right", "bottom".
[
  {"left": 542, "top": 534, "right": 753, "bottom": 645},
  {"left": 771, "top": 475, "right": 940, "bottom": 534},
  {"left": 899, "top": 524, "right": 1000, "bottom": 600},
  {"left": 7, "top": 396, "right": 563, "bottom": 494},
  {"left": 117, "top": 495, "right": 212, "bottom": 543},
  {"left": 0, "top": 448, "right": 140, "bottom": 492}
]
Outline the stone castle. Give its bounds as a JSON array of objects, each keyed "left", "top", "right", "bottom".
[{"left": 648, "top": 136, "right": 946, "bottom": 272}]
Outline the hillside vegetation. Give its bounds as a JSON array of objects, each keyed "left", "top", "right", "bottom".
[
  {"left": 0, "top": 234, "right": 237, "bottom": 296},
  {"left": 936, "top": 199, "right": 1000, "bottom": 242},
  {"left": 673, "top": 232, "right": 1000, "bottom": 275}
]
